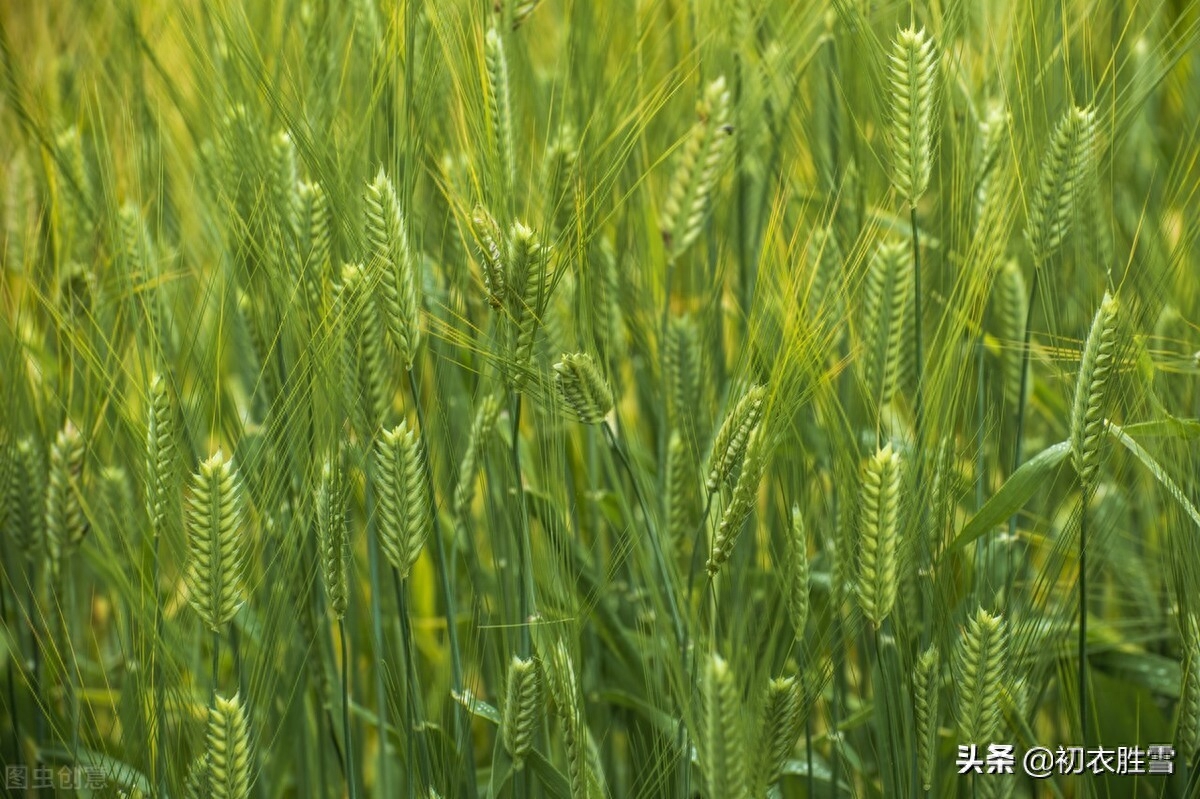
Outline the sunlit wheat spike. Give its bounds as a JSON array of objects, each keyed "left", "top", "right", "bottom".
[
  {"left": 705, "top": 382, "right": 766, "bottom": 493},
  {"left": 660, "top": 75, "right": 733, "bottom": 260},
  {"left": 1070, "top": 292, "right": 1120, "bottom": 489},
  {"left": 914, "top": 644, "right": 940, "bottom": 790},
  {"left": 994, "top": 259, "right": 1028, "bottom": 408},
  {"left": 1026, "top": 104, "right": 1098, "bottom": 264},
  {"left": 703, "top": 653, "right": 748, "bottom": 799},
  {"left": 317, "top": 452, "right": 350, "bottom": 619},
  {"left": 807, "top": 224, "right": 844, "bottom": 334},
  {"left": 861, "top": 240, "right": 913, "bottom": 407},
  {"left": 375, "top": 421, "right": 428, "bottom": 581},
  {"left": 484, "top": 28, "right": 515, "bottom": 196},
  {"left": 46, "top": 421, "right": 86, "bottom": 568},
  {"left": 593, "top": 236, "right": 624, "bottom": 357},
  {"left": 856, "top": 443, "right": 902, "bottom": 627},
  {"left": 553, "top": 352, "right": 613, "bottom": 424},
  {"left": 365, "top": 168, "right": 422, "bottom": 369},
  {"left": 754, "top": 676, "right": 803, "bottom": 791},
  {"left": 506, "top": 221, "right": 552, "bottom": 387},
  {"left": 708, "top": 426, "right": 766, "bottom": 576},
  {"left": 100, "top": 465, "right": 132, "bottom": 535},
  {"left": 146, "top": 374, "right": 176, "bottom": 538},
  {"left": 501, "top": 655, "right": 542, "bottom": 770},
  {"left": 207, "top": 692, "right": 251, "bottom": 799},
  {"left": 785, "top": 503, "right": 810, "bottom": 637},
  {"left": 8, "top": 437, "right": 44, "bottom": 558},
  {"left": 337, "top": 263, "right": 391, "bottom": 435},
  {"left": 884, "top": 26, "right": 939, "bottom": 206},
  {"left": 665, "top": 430, "right": 696, "bottom": 549},
  {"left": 452, "top": 393, "right": 503, "bottom": 528},
  {"left": 543, "top": 121, "right": 579, "bottom": 229},
  {"left": 498, "top": 0, "right": 542, "bottom": 29},
  {"left": 954, "top": 607, "right": 1007, "bottom": 743},
  {"left": 471, "top": 204, "right": 507, "bottom": 308},
  {"left": 184, "top": 451, "right": 246, "bottom": 631},
  {"left": 183, "top": 754, "right": 210, "bottom": 799}
]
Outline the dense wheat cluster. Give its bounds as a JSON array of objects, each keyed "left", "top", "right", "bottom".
[{"left": 2, "top": 1, "right": 1200, "bottom": 797}]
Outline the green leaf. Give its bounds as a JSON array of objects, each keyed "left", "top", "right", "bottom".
[
  {"left": 944, "top": 441, "right": 1071, "bottom": 553},
  {"left": 1107, "top": 421, "right": 1200, "bottom": 531}
]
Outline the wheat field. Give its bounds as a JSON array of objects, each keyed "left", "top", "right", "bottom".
[{"left": 2, "top": 0, "right": 1200, "bottom": 797}]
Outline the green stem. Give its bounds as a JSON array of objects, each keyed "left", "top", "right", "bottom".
[
  {"left": 393, "top": 571, "right": 433, "bottom": 795},
  {"left": 1004, "top": 272, "right": 1041, "bottom": 608},
  {"left": 1079, "top": 489, "right": 1089, "bottom": 759},
  {"left": 406, "top": 368, "right": 478, "bottom": 799},
  {"left": 364, "top": 451, "right": 391, "bottom": 797},
  {"left": 509, "top": 391, "right": 534, "bottom": 656},
  {"left": 339, "top": 619, "right": 358, "bottom": 799}
]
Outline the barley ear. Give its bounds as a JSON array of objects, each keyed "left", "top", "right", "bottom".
[
  {"left": 506, "top": 221, "right": 551, "bottom": 387},
  {"left": 1176, "top": 615, "right": 1200, "bottom": 762},
  {"left": 884, "top": 26, "right": 939, "bottom": 207},
  {"left": 856, "top": 443, "right": 902, "bottom": 627},
  {"left": 665, "top": 430, "right": 697, "bottom": 550},
  {"left": 553, "top": 352, "right": 613, "bottom": 424},
  {"left": 207, "top": 692, "right": 252, "bottom": 799},
  {"left": 146, "top": 374, "right": 176, "bottom": 538},
  {"left": 375, "top": 422, "right": 428, "bottom": 581},
  {"left": 501, "top": 655, "right": 542, "bottom": 770},
  {"left": 703, "top": 654, "right": 748, "bottom": 799},
  {"left": 453, "top": 392, "right": 503, "bottom": 527},
  {"left": 484, "top": 28, "right": 515, "bottom": 197},
  {"left": 318, "top": 452, "right": 350, "bottom": 619},
  {"left": 914, "top": 644, "right": 940, "bottom": 790},
  {"left": 660, "top": 76, "right": 734, "bottom": 260},
  {"left": 184, "top": 451, "right": 247, "bottom": 631},
  {"left": 46, "top": 421, "right": 86, "bottom": 570},
  {"left": 861, "top": 241, "right": 913, "bottom": 408},
  {"left": 1070, "top": 292, "right": 1119, "bottom": 490},
  {"left": 754, "top": 676, "right": 804, "bottom": 791},
  {"left": 705, "top": 382, "right": 766, "bottom": 493},
  {"left": 994, "top": 260, "right": 1028, "bottom": 408},
  {"left": 337, "top": 263, "right": 391, "bottom": 435},
  {"left": 708, "top": 426, "right": 767, "bottom": 577},
  {"left": 1025, "top": 105, "right": 1097, "bottom": 265},
  {"left": 365, "top": 169, "right": 421, "bottom": 369},
  {"left": 471, "top": 204, "right": 507, "bottom": 308},
  {"left": 10, "top": 437, "right": 45, "bottom": 559},
  {"left": 954, "top": 607, "right": 1007, "bottom": 743},
  {"left": 785, "top": 503, "right": 810, "bottom": 638}
]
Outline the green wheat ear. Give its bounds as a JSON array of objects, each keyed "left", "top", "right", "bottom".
[
  {"left": 703, "top": 653, "right": 748, "bottom": 799},
  {"left": 501, "top": 655, "right": 542, "bottom": 770},
  {"left": 10, "top": 437, "right": 45, "bottom": 559},
  {"left": 994, "top": 259, "right": 1028, "bottom": 408},
  {"left": 146, "top": 374, "right": 176, "bottom": 538},
  {"left": 297, "top": 180, "right": 331, "bottom": 312},
  {"left": 856, "top": 443, "right": 902, "bottom": 627},
  {"left": 553, "top": 352, "right": 613, "bottom": 423},
  {"left": 207, "top": 692, "right": 251, "bottom": 799},
  {"left": 46, "top": 421, "right": 86, "bottom": 570},
  {"left": 337, "top": 263, "right": 391, "bottom": 435},
  {"left": 785, "top": 503, "right": 810, "bottom": 637},
  {"left": 705, "top": 382, "right": 766, "bottom": 493},
  {"left": 184, "top": 451, "right": 247, "bottom": 632},
  {"left": 665, "top": 314, "right": 702, "bottom": 426},
  {"left": 453, "top": 392, "right": 503, "bottom": 536},
  {"left": 1070, "top": 292, "right": 1120, "bottom": 489},
  {"left": 914, "top": 644, "right": 940, "bottom": 790},
  {"left": 665, "top": 430, "right": 697, "bottom": 550},
  {"left": 318, "top": 452, "right": 350, "bottom": 619},
  {"left": 884, "top": 26, "right": 939, "bottom": 207},
  {"left": 974, "top": 100, "right": 1011, "bottom": 229},
  {"left": 708, "top": 426, "right": 767, "bottom": 577},
  {"left": 660, "top": 75, "right": 734, "bottom": 260},
  {"left": 506, "top": 221, "right": 552, "bottom": 387},
  {"left": 1026, "top": 104, "right": 1098, "bottom": 265},
  {"left": 862, "top": 240, "right": 913, "bottom": 408},
  {"left": 375, "top": 421, "right": 428, "bottom": 581},
  {"left": 471, "top": 204, "right": 507, "bottom": 308},
  {"left": 954, "top": 607, "right": 1007, "bottom": 743},
  {"left": 1176, "top": 614, "right": 1200, "bottom": 762},
  {"left": 753, "top": 675, "right": 804, "bottom": 792},
  {"left": 365, "top": 169, "right": 422, "bottom": 369},
  {"left": 485, "top": 27, "right": 515, "bottom": 198}
]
